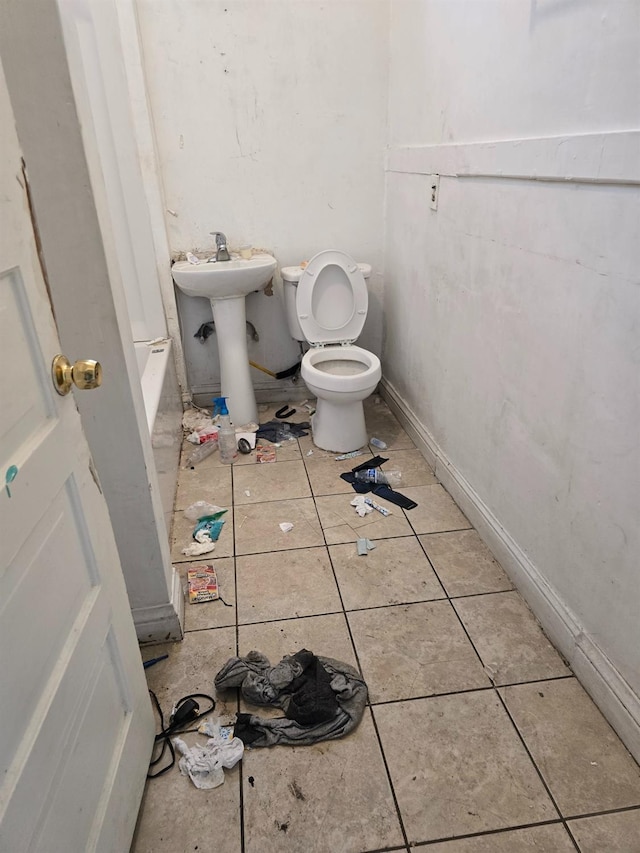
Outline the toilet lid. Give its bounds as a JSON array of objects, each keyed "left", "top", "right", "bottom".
[{"left": 296, "top": 250, "right": 368, "bottom": 346}]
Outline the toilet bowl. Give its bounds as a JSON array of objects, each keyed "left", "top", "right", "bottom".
[{"left": 282, "top": 250, "right": 381, "bottom": 452}]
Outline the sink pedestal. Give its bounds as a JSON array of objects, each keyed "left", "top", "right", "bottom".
[
  {"left": 211, "top": 296, "right": 258, "bottom": 426},
  {"left": 170, "top": 253, "right": 277, "bottom": 426}
]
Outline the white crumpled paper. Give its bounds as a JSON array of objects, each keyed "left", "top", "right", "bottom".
[
  {"left": 173, "top": 730, "right": 244, "bottom": 790},
  {"left": 350, "top": 495, "right": 374, "bottom": 517},
  {"left": 181, "top": 541, "right": 215, "bottom": 557}
]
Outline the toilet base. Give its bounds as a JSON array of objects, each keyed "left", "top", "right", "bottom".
[{"left": 311, "top": 399, "right": 367, "bottom": 453}]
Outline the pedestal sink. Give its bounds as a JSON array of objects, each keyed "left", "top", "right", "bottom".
[{"left": 172, "top": 254, "right": 277, "bottom": 425}]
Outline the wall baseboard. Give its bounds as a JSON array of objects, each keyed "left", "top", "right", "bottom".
[
  {"left": 380, "top": 377, "right": 640, "bottom": 763},
  {"left": 133, "top": 565, "right": 184, "bottom": 645}
]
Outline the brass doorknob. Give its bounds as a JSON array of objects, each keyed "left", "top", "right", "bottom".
[{"left": 51, "top": 354, "right": 103, "bottom": 396}]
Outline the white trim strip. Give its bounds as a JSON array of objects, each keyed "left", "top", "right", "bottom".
[{"left": 386, "top": 130, "right": 640, "bottom": 185}]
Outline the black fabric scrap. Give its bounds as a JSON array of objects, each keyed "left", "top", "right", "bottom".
[
  {"left": 194, "top": 322, "right": 215, "bottom": 343},
  {"left": 340, "top": 455, "right": 418, "bottom": 510},
  {"left": 286, "top": 649, "right": 338, "bottom": 725},
  {"left": 256, "top": 420, "right": 310, "bottom": 441},
  {"left": 214, "top": 649, "right": 367, "bottom": 748}
]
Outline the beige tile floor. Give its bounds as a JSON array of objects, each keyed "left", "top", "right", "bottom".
[{"left": 132, "top": 397, "right": 640, "bottom": 853}]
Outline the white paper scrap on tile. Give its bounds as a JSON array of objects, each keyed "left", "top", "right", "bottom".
[
  {"left": 279, "top": 522, "right": 294, "bottom": 533},
  {"left": 350, "top": 495, "right": 373, "bottom": 517},
  {"left": 182, "top": 541, "right": 215, "bottom": 556}
]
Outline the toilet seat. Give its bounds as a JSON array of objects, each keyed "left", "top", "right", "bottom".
[
  {"left": 296, "top": 250, "right": 368, "bottom": 346},
  {"left": 301, "top": 344, "right": 381, "bottom": 394}
]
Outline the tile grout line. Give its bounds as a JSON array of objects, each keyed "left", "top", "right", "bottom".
[
  {"left": 366, "top": 674, "right": 577, "bottom": 707},
  {"left": 495, "top": 690, "right": 581, "bottom": 851},
  {"left": 316, "top": 455, "right": 414, "bottom": 850},
  {"left": 409, "top": 817, "right": 571, "bottom": 848},
  {"left": 230, "top": 462, "right": 246, "bottom": 853},
  {"left": 563, "top": 801, "right": 640, "bottom": 822},
  {"left": 366, "top": 704, "right": 412, "bottom": 850},
  {"left": 415, "top": 530, "right": 582, "bottom": 850}
]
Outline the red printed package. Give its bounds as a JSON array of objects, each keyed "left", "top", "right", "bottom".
[{"left": 187, "top": 565, "right": 219, "bottom": 604}]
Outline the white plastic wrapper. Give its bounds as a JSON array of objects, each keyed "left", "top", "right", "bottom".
[{"left": 183, "top": 502, "right": 226, "bottom": 522}]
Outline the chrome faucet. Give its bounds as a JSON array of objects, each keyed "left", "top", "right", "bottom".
[{"left": 209, "top": 231, "right": 230, "bottom": 262}]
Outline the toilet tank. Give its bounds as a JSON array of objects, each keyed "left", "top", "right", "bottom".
[{"left": 281, "top": 261, "right": 371, "bottom": 342}]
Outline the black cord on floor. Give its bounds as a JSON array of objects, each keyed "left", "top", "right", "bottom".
[{"left": 147, "top": 690, "right": 216, "bottom": 778}]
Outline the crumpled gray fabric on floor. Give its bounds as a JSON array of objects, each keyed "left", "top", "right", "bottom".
[{"left": 214, "top": 649, "right": 368, "bottom": 748}]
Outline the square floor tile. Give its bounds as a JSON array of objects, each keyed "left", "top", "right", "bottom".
[
  {"left": 378, "top": 447, "right": 438, "bottom": 487},
  {"left": 237, "top": 613, "right": 357, "bottom": 672},
  {"left": 178, "top": 558, "right": 236, "bottom": 631},
  {"left": 243, "top": 711, "right": 402, "bottom": 853},
  {"left": 298, "top": 435, "right": 333, "bottom": 459},
  {"left": 501, "top": 679, "right": 640, "bottom": 816},
  {"left": 375, "top": 691, "right": 556, "bottom": 844},
  {"left": 569, "top": 808, "right": 640, "bottom": 852},
  {"left": 424, "top": 824, "right": 575, "bottom": 852},
  {"left": 171, "top": 508, "right": 234, "bottom": 562},
  {"left": 402, "top": 484, "right": 471, "bottom": 534},
  {"left": 420, "top": 529, "right": 514, "bottom": 596},
  {"left": 266, "top": 438, "right": 305, "bottom": 462},
  {"left": 241, "top": 714, "right": 404, "bottom": 853},
  {"left": 132, "top": 742, "right": 241, "bottom": 853},
  {"left": 264, "top": 435, "right": 305, "bottom": 461},
  {"left": 234, "top": 498, "right": 323, "bottom": 555},
  {"left": 330, "top": 536, "right": 445, "bottom": 610},
  {"left": 175, "top": 459, "right": 232, "bottom": 510},
  {"left": 315, "top": 493, "right": 414, "bottom": 544},
  {"left": 364, "top": 396, "right": 416, "bottom": 450},
  {"left": 453, "top": 591, "right": 571, "bottom": 685},
  {"left": 303, "top": 454, "right": 368, "bottom": 496},
  {"left": 233, "top": 459, "right": 311, "bottom": 504},
  {"left": 236, "top": 547, "right": 341, "bottom": 623},
  {"left": 349, "top": 600, "right": 490, "bottom": 702},
  {"left": 142, "top": 627, "right": 238, "bottom": 719},
  {"left": 236, "top": 440, "right": 304, "bottom": 465}
]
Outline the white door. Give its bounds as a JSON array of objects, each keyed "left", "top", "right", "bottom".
[{"left": 0, "top": 59, "right": 155, "bottom": 853}]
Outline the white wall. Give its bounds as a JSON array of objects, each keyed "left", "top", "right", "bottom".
[
  {"left": 136, "top": 0, "right": 389, "bottom": 397},
  {"left": 384, "top": 0, "right": 640, "bottom": 754}
]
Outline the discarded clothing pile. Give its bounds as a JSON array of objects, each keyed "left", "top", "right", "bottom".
[
  {"left": 256, "top": 420, "right": 310, "bottom": 442},
  {"left": 214, "top": 648, "right": 368, "bottom": 747},
  {"left": 341, "top": 455, "right": 418, "bottom": 510}
]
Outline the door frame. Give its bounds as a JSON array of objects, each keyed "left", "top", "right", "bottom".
[{"left": 0, "top": 0, "right": 183, "bottom": 642}]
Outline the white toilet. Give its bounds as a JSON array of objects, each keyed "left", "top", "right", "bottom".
[{"left": 281, "top": 249, "right": 381, "bottom": 452}]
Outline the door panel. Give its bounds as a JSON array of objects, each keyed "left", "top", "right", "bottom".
[{"left": 0, "top": 50, "right": 154, "bottom": 853}]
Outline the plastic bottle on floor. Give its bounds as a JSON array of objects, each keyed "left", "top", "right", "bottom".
[
  {"left": 354, "top": 468, "right": 402, "bottom": 487},
  {"left": 185, "top": 436, "right": 219, "bottom": 467},
  {"left": 214, "top": 397, "right": 238, "bottom": 464}
]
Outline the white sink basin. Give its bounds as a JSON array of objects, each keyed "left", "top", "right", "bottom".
[{"left": 172, "top": 254, "right": 277, "bottom": 300}]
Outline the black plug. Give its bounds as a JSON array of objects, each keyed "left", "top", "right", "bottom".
[{"left": 170, "top": 698, "right": 199, "bottom": 727}]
